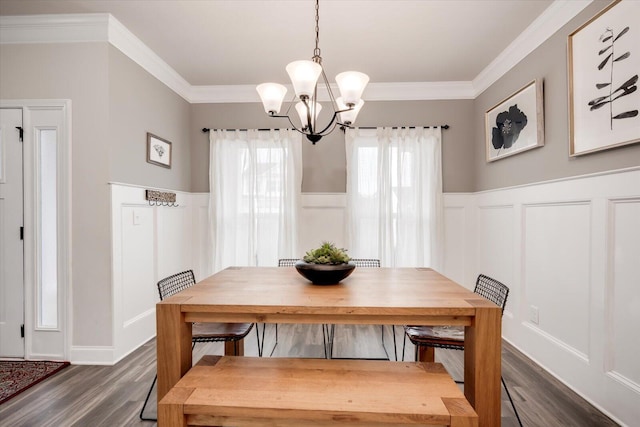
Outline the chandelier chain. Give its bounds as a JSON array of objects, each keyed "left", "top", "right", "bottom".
[{"left": 313, "top": 0, "right": 321, "bottom": 60}]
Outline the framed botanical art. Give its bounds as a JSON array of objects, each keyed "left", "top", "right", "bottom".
[
  {"left": 568, "top": 0, "right": 640, "bottom": 156},
  {"left": 146, "top": 133, "right": 172, "bottom": 168},
  {"left": 485, "top": 79, "right": 544, "bottom": 162}
]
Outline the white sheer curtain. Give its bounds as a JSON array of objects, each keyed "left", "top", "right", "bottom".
[
  {"left": 345, "top": 127, "right": 443, "bottom": 269},
  {"left": 209, "top": 129, "right": 302, "bottom": 272}
]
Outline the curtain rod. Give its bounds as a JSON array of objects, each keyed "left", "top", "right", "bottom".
[
  {"left": 356, "top": 125, "right": 449, "bottom": 130},
  {"left": 201, "top": 125, "right": 449, "bottom": 133}
]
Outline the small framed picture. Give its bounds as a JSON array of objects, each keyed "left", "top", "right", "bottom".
[
  {"left": 485, "top": 79, "right": 545, "bottom": 162},
  {"left": 146, "top": 133, "right": 172, "bottom": 168},
  {"left": 568, "top": 0, "right": 640, "bottom": 156}
]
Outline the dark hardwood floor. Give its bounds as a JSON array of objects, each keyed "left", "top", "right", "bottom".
[{"left": 0, "top": 324, "right": 618, "bottom": 426}]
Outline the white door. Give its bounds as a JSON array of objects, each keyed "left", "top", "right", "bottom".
[{"left": 0, "top": 108, "right": 24, "bottom": 358}]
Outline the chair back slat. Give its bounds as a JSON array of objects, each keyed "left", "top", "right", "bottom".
[
  {"left": 474, "top": 274, "right": 509, "bottom": 313},
  {"left": 157, "top": 270, "right": 196, "bottom": 300},
  {"left": 278, "top": 258, "right": 381, "bottom": 268},
  {"left": 351, "top": 258, "right": 381, "bottom": 268}
]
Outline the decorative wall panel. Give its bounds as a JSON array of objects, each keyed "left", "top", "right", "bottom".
[
  {"left": 523, "top": 202, "right": 591, "bottom": 360},
  {"left": 608, "top": 198, "right": 640, "bottom": 391},
  {"left": 121, "top": 205, "right": 154, "bottom": 325},
  {"left": 477, "top": 205, "right": 515, "bottom": 315},
  {"left": 443, "top": 206, "right": 466, "bottom": 285}
]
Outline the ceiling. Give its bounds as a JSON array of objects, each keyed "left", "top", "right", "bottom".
[{"left": 0, "top": 0, "right": 556, "bottom": 88}]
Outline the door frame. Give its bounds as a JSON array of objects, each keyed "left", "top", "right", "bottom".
[{"left": 1, "top": 99, "right": 71, "bottom": 360}]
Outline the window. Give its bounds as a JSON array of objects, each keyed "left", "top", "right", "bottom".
[
  {"left": 209, "top": 129, "right": 302, "bottom": 271},
  {"left": 346, "top": 127, "right": 443, "bottom": 268},
  {"left": 39, "top": 128, "right": 58, "bottom": 328}
]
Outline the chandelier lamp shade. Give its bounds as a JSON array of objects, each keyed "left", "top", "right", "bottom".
[{"left": 256, "top": 0, "right": 369, "bottom": 144}]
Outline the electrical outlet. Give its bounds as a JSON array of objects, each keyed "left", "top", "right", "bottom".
[{"left": 529, "top": 305, "right": 539, "bottom": 325}]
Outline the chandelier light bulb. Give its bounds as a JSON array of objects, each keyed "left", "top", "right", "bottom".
[
  {"left": 295, "top": 101, "right": 322, "bottom": 128},
  {"left": 335, "top": 71, "right": 369, "bottom": 106},
  {"left": 256, "top": 83, "right": 288, "bottom": 114},
  {"left": 337, "top": 98, "right": 364, "bottom": 125},
  {"left": 286, "top": 60, "right": 322, "bottom": 98}
]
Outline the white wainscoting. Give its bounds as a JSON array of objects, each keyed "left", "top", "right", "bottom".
[
  {"left": 442, "top": 167, "right": 640, "bottom": 426},
  {"left": 109, "top": 183, "right": 194, "bottom": 364},
  {"left": 191, "top": 193, "right": 211, "bottom": 280}
]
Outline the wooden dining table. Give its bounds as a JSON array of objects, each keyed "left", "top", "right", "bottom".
[{"left": 156, "top": 267, "right": 502, "bottom": 426}]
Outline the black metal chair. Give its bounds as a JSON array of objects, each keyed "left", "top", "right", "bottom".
[
  {"left": 402, "top": 274, "right": 522, "bottom": 426},
  {"left": 139, "top": 270, "right": 256, "bottom": 421},
  {"left": 278, "top": 258, "right": 299, "bottom": 267},
  {"left": 322, "top": 259, "right": 387, "bottom": 359}
]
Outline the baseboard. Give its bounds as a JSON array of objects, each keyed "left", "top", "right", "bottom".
[{"left": 69, "top": 346, "right": 116, "bottom": 365}]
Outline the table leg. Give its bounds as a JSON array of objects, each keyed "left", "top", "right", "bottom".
[
  {"left": 225, "top": 339, "right": 245, "bottom": 356},
  {"left": 464, "top": 306, "right": 502, "bottom": 427},
  {"left": 416, "top": 345, "right": 435, "bottom": 363},
  {"left": 156, "top": 302, "right": 192, "bottom": 402}
]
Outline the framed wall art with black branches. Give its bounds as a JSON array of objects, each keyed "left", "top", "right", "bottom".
[
  {"left": 569, "top": 0, "right": 639, "bottom": 156},
  {"left": 485, "top": 79, "right": 545, "bottom": 162}
]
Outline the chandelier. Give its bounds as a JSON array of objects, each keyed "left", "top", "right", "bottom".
[{"left": 256, "top": 0, "right": 369, "bottom": 144}]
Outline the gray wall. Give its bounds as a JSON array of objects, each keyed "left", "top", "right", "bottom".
[
  {"left": 473, "top": 0, "right": 640, "bottom": 192},
  {"left": 190, "top": 99, "right": 475, "bottom": 193},
  {"left": 109, "top": 47, "right": 191, "bottom": 190},
  {"left": 193, "top": 4, "right": 639, "bottom": 196},
  {"left": 0, "top": 43, "right": 112, "bottom": 346},
  {"left": 0, "top": 42, "right": 193, "bottom": 348}
]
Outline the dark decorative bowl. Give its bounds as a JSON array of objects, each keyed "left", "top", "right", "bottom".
[{"left": 294, "top": 260, "right": 356, "bottom": 285}]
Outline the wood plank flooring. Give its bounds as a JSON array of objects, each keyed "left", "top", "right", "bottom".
[{"left": 0, "top": 324, "right": 618, "bottom": 426}]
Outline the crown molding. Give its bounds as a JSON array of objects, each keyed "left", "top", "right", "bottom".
[
  {"left": 106, "top": 15, "right": 191, "bottom": 101},
  {"left": 472, "top": 0, "right": 593, "bottom": 97},
  {"left": 0, "top": 13, "right": 109, "bottom": 43},
  {"left": 189, "top": 85, "right": 260, "bottom": 104},
  {"left": 0, "top": 13, "right": 193, "bottom": 102},
  {"left": 188, "top": 81, "right": 476, "bottom": 103},
  {"left": 365, "top": 82, "right": 475, "bottom": 101},
  {"left": 1, "top": 2, "right": 593, "bottom": 103}
]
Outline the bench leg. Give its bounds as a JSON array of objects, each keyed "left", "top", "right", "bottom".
[
  {"left": 158, "top": 388, "right": 192, "bottom": 427},
  {"left": 443, "top": 397, "right": 479, "bottom": 427}
]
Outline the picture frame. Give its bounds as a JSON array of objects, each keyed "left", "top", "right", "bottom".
[
  {"left": 485, "top": 79, "right": 544, "bottom": 162},
  {"left": 568, "top": 0, "right": 640, "bottom": 156},
  {"left": 146, "top": 133, "right": 172, "bottom": 168}
]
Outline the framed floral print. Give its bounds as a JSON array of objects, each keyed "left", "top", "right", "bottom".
[
  {"left": 146, "top": 133, "right": 172, "bottom": 168},
  {"left": 485, "top": 79, "right": 545, "bottom": 162}
]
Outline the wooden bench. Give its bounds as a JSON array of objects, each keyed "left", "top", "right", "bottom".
[{"left": 159, "top": 356, "right": 478, "bottom": 427}]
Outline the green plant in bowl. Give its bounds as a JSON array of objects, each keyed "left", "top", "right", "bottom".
[
  {"left": 303, "top": 242, "right": 351, "bottom": 265},
  {"left": 297, "top": 242, "right": 354, "bottom": 285}
]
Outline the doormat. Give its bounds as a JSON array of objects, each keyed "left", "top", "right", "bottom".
[{"left": 0, "top": 360, "right": 70, "bottom": 404}]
